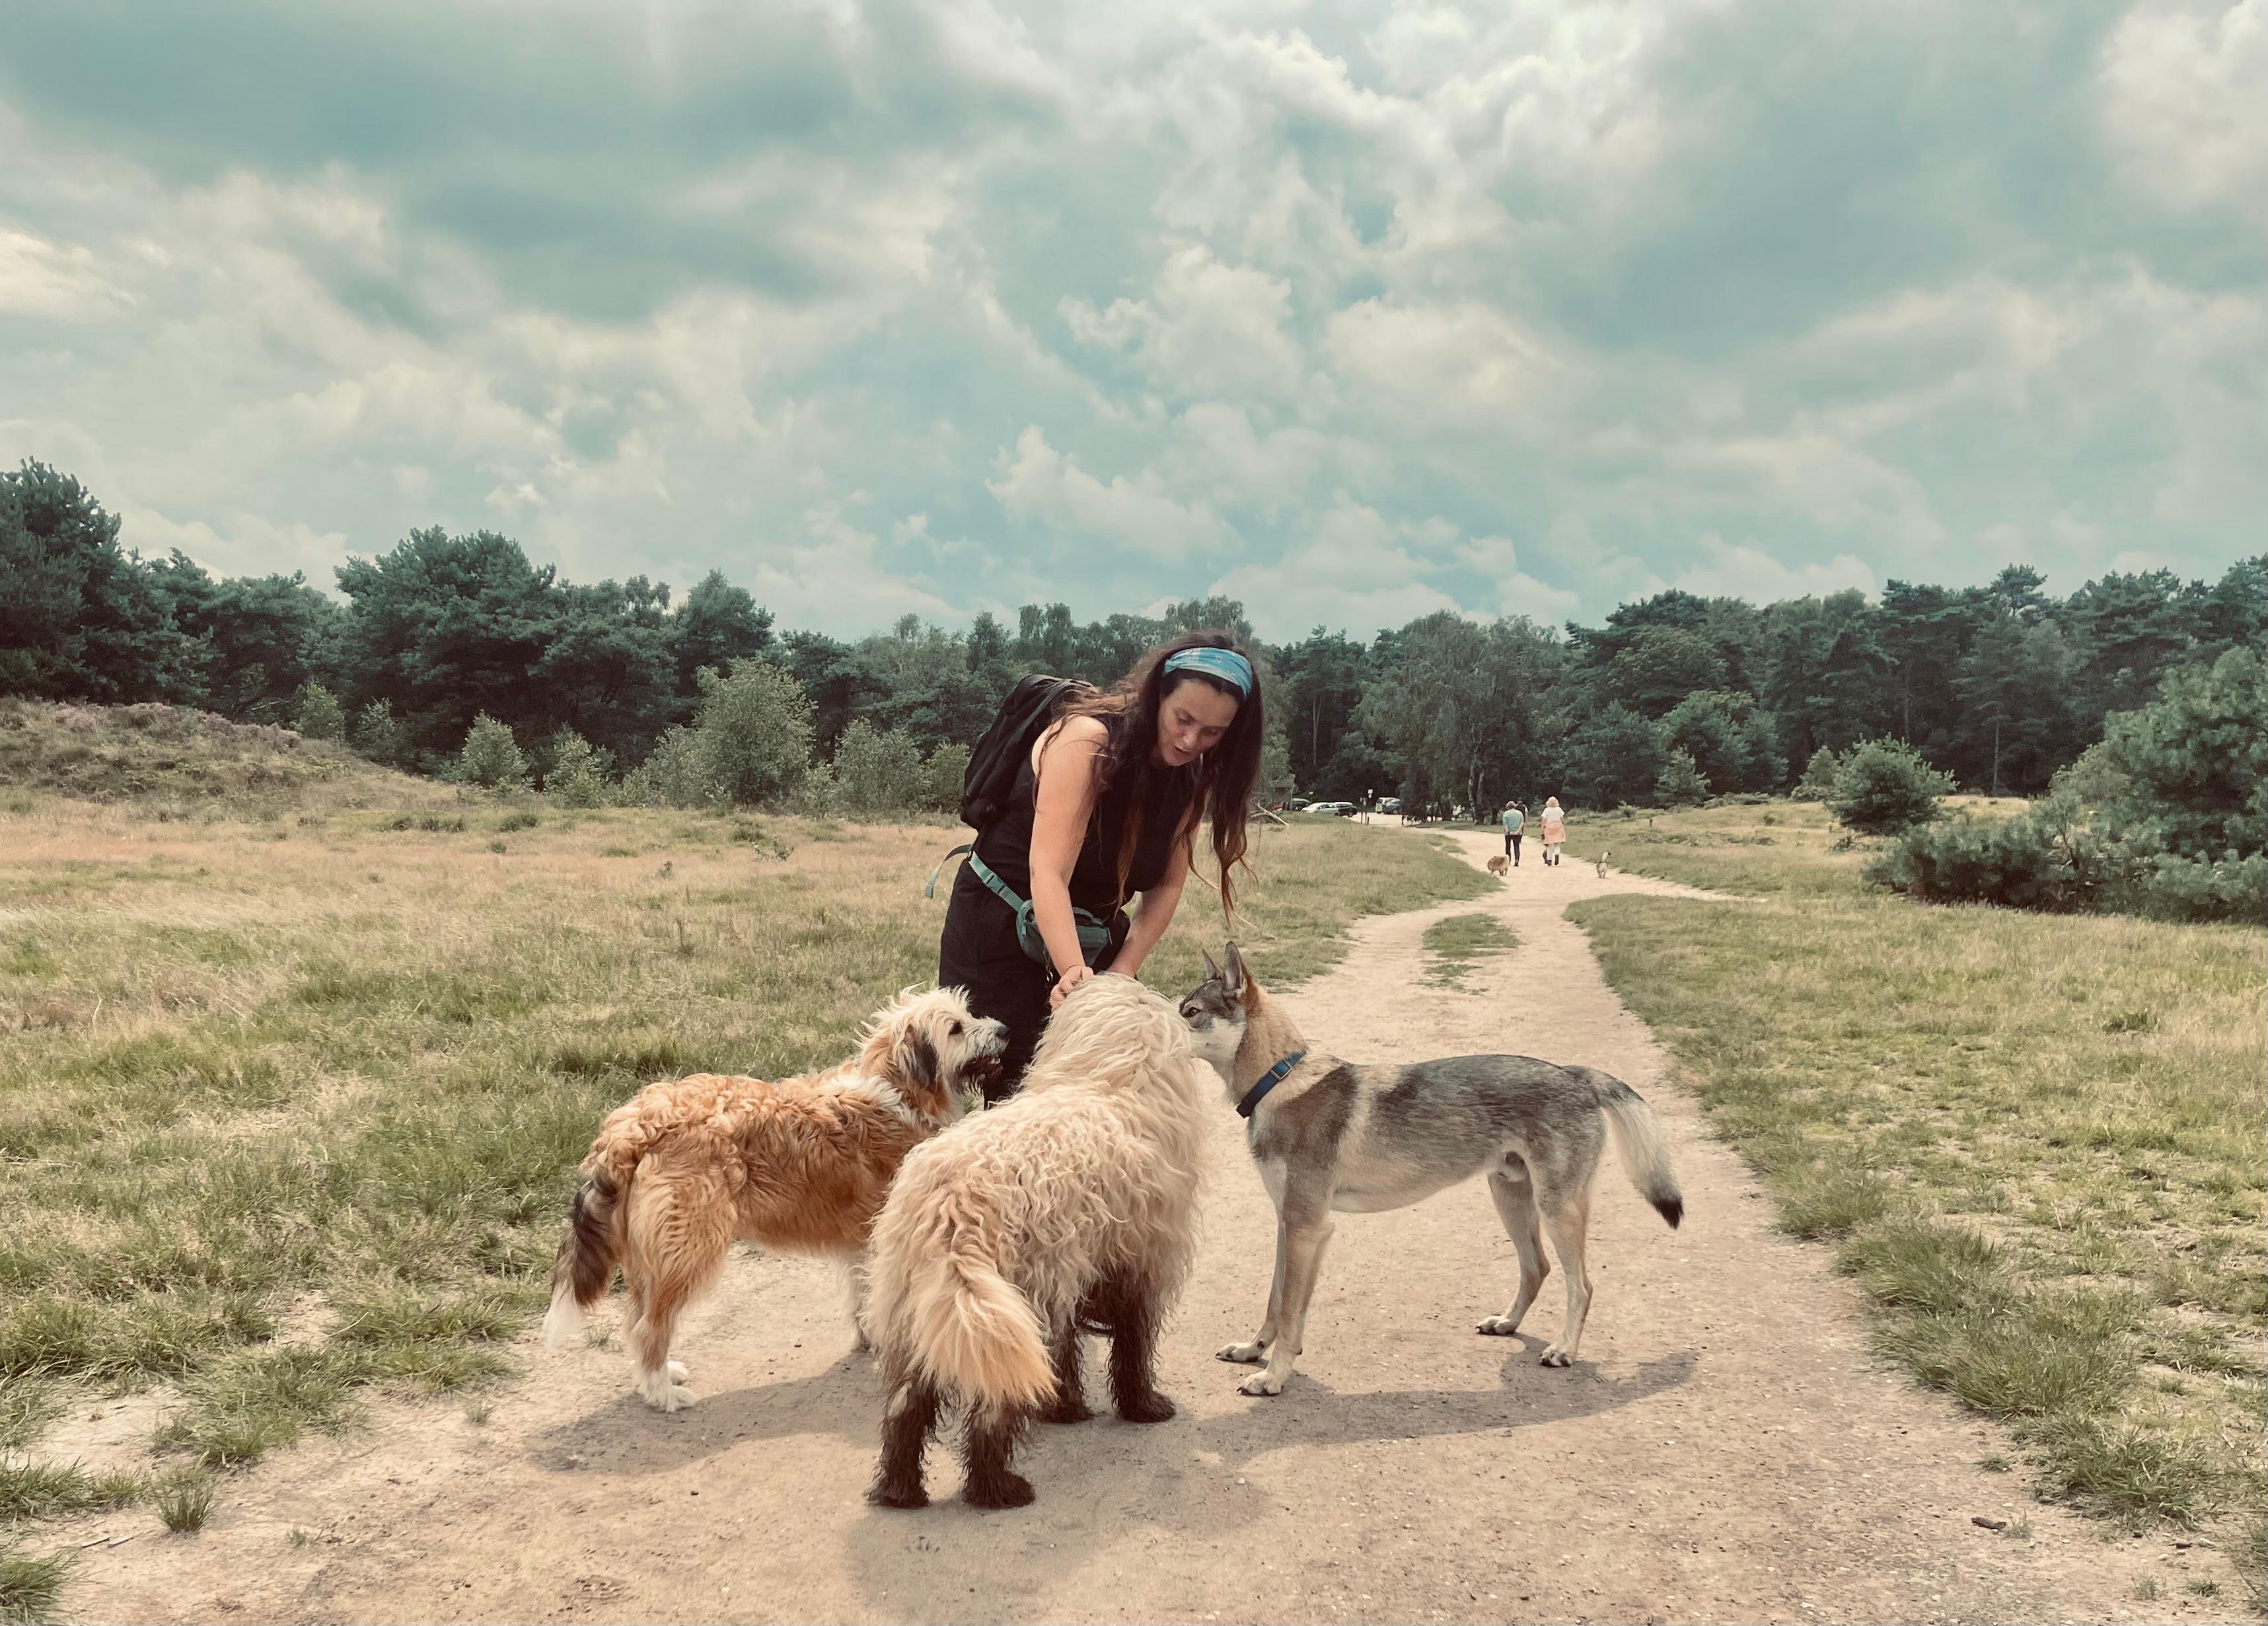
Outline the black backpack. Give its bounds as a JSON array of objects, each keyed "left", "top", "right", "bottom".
[{"left": 957, "top": 673, "right": 1093, "bottom": 832}]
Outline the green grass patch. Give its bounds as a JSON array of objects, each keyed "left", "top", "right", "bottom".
[
  {"left": 1568, "top": 801, "right": 2264, "bottom": 1537},
  {"left": 0, "top": 1534, "right": 67, "bottom": 1624},
  {"left": 1420, "top": 912, "right": 1518, "bottom": 988},
  {"left": 0, "top": 1461, "right": 139, "bottom": 1523}
]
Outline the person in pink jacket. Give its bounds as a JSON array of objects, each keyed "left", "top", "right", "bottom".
[{"left": 1540, "top": 796, "right": 1567, "bottom": 866}]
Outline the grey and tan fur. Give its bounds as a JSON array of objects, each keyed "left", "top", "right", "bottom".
[
  {"left": 1179, "top": 943, "right": 1682, "bottom": 1395},
  {"left": 1595, "top": 850, "right": 1611, "bottom": 877}
]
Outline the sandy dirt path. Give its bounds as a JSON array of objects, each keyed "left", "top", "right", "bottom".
[{"left": 62, "top": 825, "right": 2238, "bottom": 1623}]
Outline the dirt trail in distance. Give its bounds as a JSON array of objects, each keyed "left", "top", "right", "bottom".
[{"left": 62, "top": 825, "right": 2240, "bottom": 1623}]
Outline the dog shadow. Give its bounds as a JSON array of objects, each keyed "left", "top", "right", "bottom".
[
  {"left": 834, "top": 1342, "right": 1699, "bottom": 1599},
  {"left": 527, "top": 1347, "right": 885, "bottom": 1476}
]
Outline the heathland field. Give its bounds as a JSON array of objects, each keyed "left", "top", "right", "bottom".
[
  {"left": 1560, "top": 803, "right": 2265, "bottom": 1569},
  {"left": 0, "top": 754, "right": 1486, "bottom": 1606}
]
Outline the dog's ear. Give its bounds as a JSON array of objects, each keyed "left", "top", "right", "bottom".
[
  {"left": 1200, "top": 946, "right": 1222, "bottom": 984},
  {"left": 894, "top": 1023, "right": 940, "bottom": 1094},
  {"left": 1223, "top": 942, "right": 1249, "bottom": 995}
]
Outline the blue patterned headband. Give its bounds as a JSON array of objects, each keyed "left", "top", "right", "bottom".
[{"left": 1163, "top": 646, "right": 1254, "bottom": 696}]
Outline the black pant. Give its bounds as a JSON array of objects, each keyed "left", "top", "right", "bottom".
[
  {"left": 1504, "top": 831, "right": 1521, "bottom": 863},
  {"left": 937, "top": 864, "right": 1125, "bottom": 1103}
]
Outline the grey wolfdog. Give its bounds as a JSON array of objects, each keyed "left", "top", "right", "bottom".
[{"left": 1179, "top": 943, "right": 1683, "bottom": 1395}]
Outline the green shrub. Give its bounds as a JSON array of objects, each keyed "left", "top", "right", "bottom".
[
  {"left": 924, "top": 741, "right": 971, "bottom": 815},
  {"left": 454, "top": 714, "right": 530, "bottom": 791},
  {"left": 1872, "top": 807, "right": 2080, "bottom": 910},
  {"left": 2123, "top": 850, "right": 2268, "bottom": 926},
  {"left": 291, "top": 682, "right": 346, "bottom": 742},
  {"left": 833, "top": 721, "right": 930, "bottom": 818},
  {"left": 692, "top": 659, "right": 813, "bottom": 807},
  {"left": 1654, "top": 747, "right": 1710, "bottom": 807},
  {"left": 1796, "top": 745, "right": 1843, "bottom": 801},
  {"left": 617, "top": 725, "right": 710, "bottom": 808},
  {"left": 351, "top": 697, "right": 409, "bottom": 767},
  {"left": 540, "top": 729, "right": 612, "bottom": 809},
  {"left": 1828, "top": 738, "right": 1954, "bottom": 834}
]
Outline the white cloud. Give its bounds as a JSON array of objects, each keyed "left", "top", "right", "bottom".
[
  {"left": 2101, "top": 0, "right": 2268, "bottom": 220},
  {"left": 1672, "top": 536, "right": 1878, "bottom": 604},
  {"left": 1062, "top": 244, "right": 1306, "bottom": 403},
  {"left": 985, "top": 425, "right": 1237, "bottom": 558}
]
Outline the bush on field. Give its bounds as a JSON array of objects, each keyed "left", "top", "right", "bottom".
[
  {"left": 1876, "top": 648, "right": 2267, "bottom": 924},
  {"left": 292, "top": 682, "right": 346, "bottom": 742},
  {"left": 541, "top": 728, "right": 614, "bottom": 808},
  {"left": 1796, "top": 745, "right": 1843, "bottom": 801},
  {"left": 1870, "top": 801, "right": 2086, "bottom": 911},
  {"left": 1828, "top": 738, "right": 1953, "bottom": 834},
  {"left": 787, "top": 759, "right": 843, "bottom": 817},
  {"left": 693, "top": 659, "right": 813, "bottom": 807},
  {"left": 833, "top": 720, "right": 929, "bottom": 817},
  {"left": 1654, "top": 747, "right": 1710, "bottom": 807},
  {"left": 455, "top": 713, "right": 530, "bottom": 791},
  {"left": 925, "top": 741, "right": 971, "bottom": 816},
  {"left": 618, "top": 724, "right": 709, "bottom": 808},
  {"left": 352, "top": 697, "right": 410, "bottom": 768}
]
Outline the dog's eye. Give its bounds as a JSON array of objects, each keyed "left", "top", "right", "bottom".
[{"left": 947, "top": 1020, "right": 963, "bottom": 1037}]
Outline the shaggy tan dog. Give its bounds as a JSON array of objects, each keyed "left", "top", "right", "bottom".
[
  {"left": 864, "top": 973, "right": 1208, "bottom": 1509},
  {"left": 1486, "top": 854, "right": 1509, "bottom": 875},
  {"left": 541, "top": 987, "right": 1005, "bottom": 1411}
]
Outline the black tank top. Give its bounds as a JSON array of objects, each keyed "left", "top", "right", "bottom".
[{"left": 972, "top": 734, "right": 1196, "bottom": 909}]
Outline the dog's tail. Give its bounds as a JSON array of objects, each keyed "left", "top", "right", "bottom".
[
  {"left": 542, "top": 1164, "right": 627, "bottom": 1347},
  {"left": 1578, "top": 1067, "right": 1683, "bottom": 1229},
  {"left": 888, "top": 1212, "right": 1053, "bottom": 1410}
]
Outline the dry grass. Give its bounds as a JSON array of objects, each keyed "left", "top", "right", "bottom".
[
  {"left": 1564, "top": 801, "right": 2265, "bottom": 1552},
  {"left": 0, "top": 784, "right": 1484, "bottom": 1557}
]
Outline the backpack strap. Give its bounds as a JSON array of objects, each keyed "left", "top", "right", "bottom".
[{"left": 923, "top": 842, "right": 974, "bottom": 899}]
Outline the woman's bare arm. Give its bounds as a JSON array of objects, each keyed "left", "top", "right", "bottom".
[
  {"left": 1027, "top": 716, "right": 1107, "bottom": 982},
  {"left": 1110, "top": 828, "right": 1191, "bottom": 980}
]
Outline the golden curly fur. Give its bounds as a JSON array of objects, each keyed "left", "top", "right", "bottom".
[
  {"left": 541, "top": 986, "right": 1004, "bottom": 1411},
  {"left": 864, "top": 972, "right": 1210, "bottom": 1509}
]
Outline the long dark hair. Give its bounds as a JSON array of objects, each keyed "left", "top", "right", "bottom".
[{"left": 1064, "top": 629, "right": 1264, "bottom": 917}]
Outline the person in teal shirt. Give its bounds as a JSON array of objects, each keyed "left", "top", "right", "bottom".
[{"left": 1501, "top": 800, "right": 1525, "bottom": 866}]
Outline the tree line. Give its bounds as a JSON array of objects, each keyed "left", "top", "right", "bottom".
[{"left": 4, "top": 458, "right": 2263, "bottom": 815}]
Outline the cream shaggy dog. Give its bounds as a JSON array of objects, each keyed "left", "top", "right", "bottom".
[
  {"left": 541, "top": 987, "right": 1005, "bottom": 1411},
  {"left": 864, "top": 973, "right": 1209, "bottom": 1510}
]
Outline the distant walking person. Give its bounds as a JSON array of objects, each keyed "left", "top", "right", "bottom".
[
  {"left": 1540, "top": 797, "right": 1566, "bottom": 866},
  {"left": 1500, "top": 800, "right": 1525, "bottom": 866}
]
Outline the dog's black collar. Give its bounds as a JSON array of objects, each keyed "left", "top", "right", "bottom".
[{"left": 1236, "top": 1050, "right": 1307, "bottom": 1119}]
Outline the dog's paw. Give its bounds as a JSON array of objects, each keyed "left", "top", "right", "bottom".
[
  {"left": 1539, "top": 1345, "right": 1574, "bottom": 1368},
  {"left": 1039, "top": 1397, "right": 1095, "bottom": 1426},
  {"left": 1216, "top": 1341, "right": 1267, "bottom": 1365},
  {"left": 666, "top": 1359, "right": 690, "bottom": 1382},
  {"left": 1236, "top": 1370, "right": 1286, "bottom": 1397},
  {"left": 965, "top": 1471, "right": 1035, "bottom": 1510},
  {"left": 1117, "top": 1390, "right": 1175, "bottom": 1424},
  {"left": 1475, "top": 1315, "right": 1523, "bottom": 1337},
  {"left": 867, "top": 1481, "right": 929, "bottom": 1510},
  {"left": 640, "top": 1382, "right": 698, "bottom": 1412}
]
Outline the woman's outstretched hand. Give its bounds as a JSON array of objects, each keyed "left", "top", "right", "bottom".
[{"left": 1049, "top": 963, "right": 1095, "bottom": 1009}]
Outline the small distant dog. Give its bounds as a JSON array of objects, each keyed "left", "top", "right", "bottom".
[
  {"left": 541, "top": 988, "right": 1005, "bottom": 1411},
  {"left": 865, "top": 975, "right": 1208, "bottom": 1510},
  {"left": 1485, "top": 854, "right": 1510, "bottom": 876},
  {"left": 1595, "top": 850, "right": 1611, "bottom": 877},
  {"left": 1181, "top": 944, "right": 1682, "bottom": 1394}
]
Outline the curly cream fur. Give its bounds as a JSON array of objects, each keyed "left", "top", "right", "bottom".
[
  {"left": 865, "top": 973, "right": 1210, "bottom": 1419},
  {"left": 541, "top": 986, "right": 1003, "bottom": 1411}
]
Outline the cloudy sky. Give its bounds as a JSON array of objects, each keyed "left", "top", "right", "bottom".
[{"left": 1, "top": 1, "right": 2261, "bottom": 640}]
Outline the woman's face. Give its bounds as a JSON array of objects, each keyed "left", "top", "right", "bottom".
[{"left": 1153, "top": 677, "right": 1241, "bottom": 768}]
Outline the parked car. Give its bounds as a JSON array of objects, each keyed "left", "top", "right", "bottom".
[
  {"left": 1286, "top": 797, "right": 1311, "bottom": 811},
  {"left": 1377, "top": 797, "right": 1401, "bottom": 815}
]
